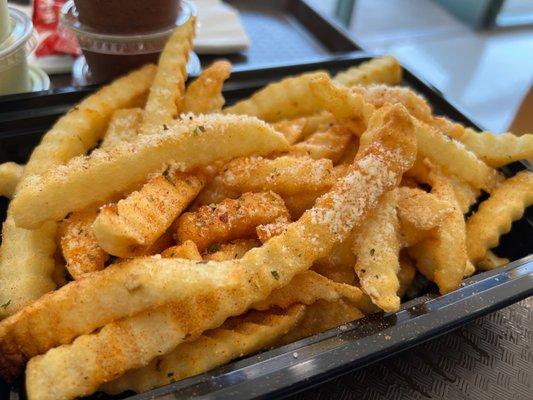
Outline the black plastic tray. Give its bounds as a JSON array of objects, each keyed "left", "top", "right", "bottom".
[{"left": 0, "top": 55, "right": 532, "bottom": 400}]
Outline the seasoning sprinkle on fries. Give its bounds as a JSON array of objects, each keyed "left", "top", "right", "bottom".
[{"left": 0, "top": 22, "right": 531, "bottom": 400}]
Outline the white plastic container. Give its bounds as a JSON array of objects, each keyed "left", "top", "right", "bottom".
[{"left": 0, "top": 8, "right": 39, "bottom": 95}]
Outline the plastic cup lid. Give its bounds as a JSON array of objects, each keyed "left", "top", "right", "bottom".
[
  {"left": 59, "top": 0, "right": 197, "bottom": 55},
  {"left": 0, "top": 8, "right": 38, "bottom": 72}
]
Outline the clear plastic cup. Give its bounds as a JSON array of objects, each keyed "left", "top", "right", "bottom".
[
  {"left": 0, "top": 8, "right": 39, "bottom": 95},
  {"left": 60, "top": 0, "right": 196, "bottom": 84},
  {"left": 73, "top": 0, "right": 182, "bottom": 34}
]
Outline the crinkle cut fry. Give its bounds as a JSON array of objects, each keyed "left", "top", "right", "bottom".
[
  {"left": 352, "top": 84, "right": 434, "bottom": 124},
  {"left": 352, "top": 190, "right": 401, "bottom": 312},
  {"left": 0, "top": 65, "right": 156, "bottom": 318},
  {"left": 406, "top": 156, "right": 480, "bottom": 214},
  {"left": 311, "top": 76, "right": 503, "bottom": 192},
  {"left": 220, "top": 155, "right": 335, "bottom": 196},
  {"left": 199, "top": 240, "right": 369, "bottom": 312},
  {"left": 59, "top": 209, "right": 108, "bottom": 280},
  {"left": 101, "top": 305, "right": 306, "bottom": 395},
  {"left": 11, "top": 115, "right": 289, "bottom": 230},
  {"left": 426, "top": 165, "right": 470, "bottom": 294},
  {"left": 333, "top": 56, "right": 402, "bottom": 87},
  {"left": 22, "top": 104, "right": 416, "bottom": 398},
  {"left": 253, "top": 271, "right": 375, "bottom": 314},
  {"left": 309, "top": 75, "right": 374, "bottom": 135},
  {"left": 140, "top": 17, "right": 195, "bottom": 134},
  {"left": 93, "top": 172, "right": 205, "bottom": 257},
  {"left": 413, "top": 122, "right": 503, "bottom": 192},
  {"left": 456, "top": 129, "right": 533, "bottom": 168},
  {"left": 224, "top": 72, "right": 329, "bottom": 122},
  {"left": 466, "top": 170, "right": 533, "bottom": 264},
  {"left": 176, "top": 191, "right": 289, "bottom": 251},
  {"left": 277, "top": 299, "right": 364, "bottom": 346},
  {"left": 23, "top": 64, "right": 156, "bottom": 178},
  {"left": 183, "top": 60, "right": 232, "bottom": 114}
]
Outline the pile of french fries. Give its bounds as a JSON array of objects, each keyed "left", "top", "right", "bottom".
[{"left": 0, "top": 19, "right": 532, "bottom": 400}]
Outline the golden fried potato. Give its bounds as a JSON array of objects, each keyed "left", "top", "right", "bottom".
[
  {"left": 176, "top": 191, "right": 289, "bottom": 251},
  {"left": 224, "top": 71, "right": 328, "bottom": 122},
  {"left": 0, "top": 162, "right": 23, "bottom": 199},
  {"left": 253, "top": 271, "right": 374, "bottom": 314},
  {"left": 20, "top": 103, "right": 415, "bottom": 396},
  {"left": 352, "top": 190, "right": 401, "bottom": 312},
  {"left": 466, "top": 170, "right": 533, "bottom": 264},
  {"left": 11, "top": 115, "right": 289, "bottom": 229},
  {"left": 140, "top": 18, "right": 195, "bottom": 134},
  {"left": 458, "top": 129, "right": 533, "bottom": 168},
  {"left": 309, "top": 75, "right": 374, "bottom": 135},
  {"left": 289, "top": 124, "right": 352, "bottom": 163},
  {"left": 183, "top": 60, "right": 232, "bottom": 114},
  {"left": 0, "top": 65, "right": 156, "bottom": 318},
  {"left": 59, "top": 209, "right": 108, "bottom": 280},
  {"left": 203, "top": 239, "right": 260, "bottom": 261},
  {"left": 333, "top": 56, "right": 402, "bottom": 87},
  {"left": 414, "top": 122, "right": 503, "bottom": 192},
  {"left": 277, "top": 299, "right": 364, "bottom": 346},
  {"left": 25, "top": 64, "right": 156, "bottom": 177},
  {"left": 353, "top": 84, "right": 433, "bottom": 124},
  {"left": 221, "top": 155, "right": 334, "bottom": 196},
  {"left": 413, "top": 165, "right": 470, "bottom": 294},
  {"left": 93, "top": 172, "right": 204, "bottom": 257},
  {"left": 161, "top": 240, "right": 202, "bottom": 261},
  {"left": 313, "top": 78, "right": 503, "bottom": 193},
  {"left": 406, "top": 157, "right": 480, "bottom": 214},
  {"left": 102, "top": 305, "right": 305, "bottom": 394},
  {"left": 100, "top": 108, "right": 143, "bottom": 150}
]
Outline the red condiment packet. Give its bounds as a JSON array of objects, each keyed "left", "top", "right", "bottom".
[{"left": 33, "top": 0, "right": 80, "bottom": 57}]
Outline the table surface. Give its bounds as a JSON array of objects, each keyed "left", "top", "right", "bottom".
[{"left": 289, "top": 297, "right": 532, "bottom": 400}]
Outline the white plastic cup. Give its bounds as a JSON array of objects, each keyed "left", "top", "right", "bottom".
[{"left": 0, "top": 8, "right": 38, "bottom": 95}]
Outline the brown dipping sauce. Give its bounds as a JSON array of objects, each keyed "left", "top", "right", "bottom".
[
  {"left": 72, "top": 0, "right": 182, "bottom": 83},
  {"left": 83, "top": 52, "right": 160, "bottom": 83},
  {"left": 74, "top": 0, "right": 180, "bottom": 33}
]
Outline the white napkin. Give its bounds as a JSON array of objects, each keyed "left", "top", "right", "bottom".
[{"left": 193, "top": 0, "right": 250, "bottom": 54}]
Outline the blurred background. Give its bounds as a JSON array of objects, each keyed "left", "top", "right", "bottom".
[
  {"left": 5, "top": 0, "right": 533, "bottom": 132},
  {"left": 307, "top": 0, "right": 533, "bottom": 134}
]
